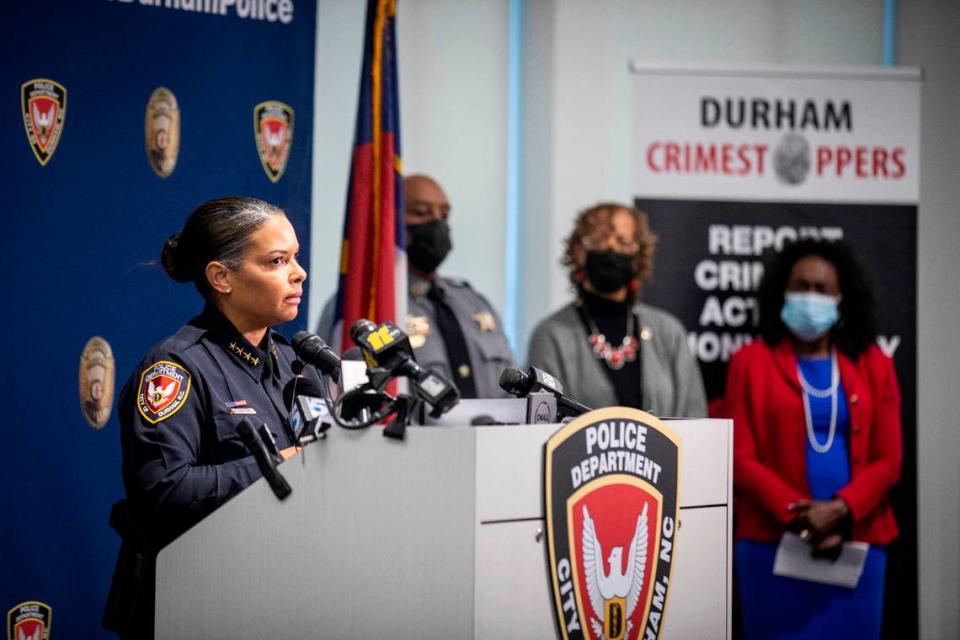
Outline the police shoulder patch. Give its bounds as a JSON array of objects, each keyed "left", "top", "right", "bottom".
[{"left": 137, "top": 360, "right": 191, "bottom": 425}]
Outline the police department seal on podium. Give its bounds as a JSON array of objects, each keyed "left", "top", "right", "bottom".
[
  {"left": 253, "top": 100, "right": 294, "bottom": 183},
  {"left": 21, "top": 78, "right": 66, "bottom": 166},
  {"left": 544, "top": 408, "right": 681, "bottom": 640}
]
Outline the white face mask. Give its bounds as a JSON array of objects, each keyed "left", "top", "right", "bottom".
[{"left": 780, "top": 292, "right": 840, "bottom": 342}]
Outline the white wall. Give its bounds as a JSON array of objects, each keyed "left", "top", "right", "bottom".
[{"left": 899, "top": 2, "right": 960, "bottom": 637}]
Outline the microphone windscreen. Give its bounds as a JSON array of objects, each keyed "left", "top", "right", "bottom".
[
  {"left": 292, "top": 331, "right": 312, "bottom": 352},
  {"left": 349, "top": 319, "right": 377, "bottom": 344},
  {"left": 294, "top": 377, "right": 326, "bottom": 398},
  {"left": 282, "top": 376, "right": 327, "bottom": 409},
  {"left": 498, "top": 367, "right": 527, "bottom": 395}
]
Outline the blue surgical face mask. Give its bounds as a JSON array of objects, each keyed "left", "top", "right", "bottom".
[{"left": 780, "top": 292, "right": 840, "bottom": 342}]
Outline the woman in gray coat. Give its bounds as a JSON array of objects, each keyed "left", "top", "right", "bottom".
[{"left": 527, "top": 202, "right": 706, "bottom": 418}]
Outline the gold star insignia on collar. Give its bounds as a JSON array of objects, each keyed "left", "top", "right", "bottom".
[
  {"left": 473, "top": 311, "right": 496, "bottom": 332},
  {"left": 228, "top": 341, "right": 260, "bottom": 366}
]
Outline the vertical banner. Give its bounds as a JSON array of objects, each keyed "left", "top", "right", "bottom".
[
  {"left": 1, "top": 1, "right": 315, "bottom": 636},
  {"left": 631, "top": 64, "right": 919, "bottom": 637}
]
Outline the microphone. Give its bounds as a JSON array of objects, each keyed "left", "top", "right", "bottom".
[
  {"left": 283, "top": 377, "right": 332, "bottom": 444},
  {"left": 291, "top": 331, "right": 342, "bottom": 379},
  {"left": 349, "top": 319, "right": 415, "bottom": 374},
  {"left": 237, "top": 418, "right": 292, "bottom": 500},
  {"left": 350, "top": 319, "right": 459, "bottom": 416},
  {"left": 498, "top": 366, "right": 592, "bottom": 419}
]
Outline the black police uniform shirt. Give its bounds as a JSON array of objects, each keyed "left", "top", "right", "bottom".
[{"left": 118, "top": 303, "right": 324, "bottom": 547}]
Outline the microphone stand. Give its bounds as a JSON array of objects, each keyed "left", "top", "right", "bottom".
[{"left": 237, "top": 419, "right": 292, "bottom": 500}]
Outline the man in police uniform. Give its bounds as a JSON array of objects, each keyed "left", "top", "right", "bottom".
[{"left": 318, "top": 174, "right": 514, "bottom": 398}]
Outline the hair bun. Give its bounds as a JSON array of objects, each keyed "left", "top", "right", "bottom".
[{"left": 160, "top": 233, "right": 191, "bottom": 283}]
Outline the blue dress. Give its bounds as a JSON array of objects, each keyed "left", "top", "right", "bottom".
[{"left": 735, "top": 356, "right": 886, "bottom": 639}]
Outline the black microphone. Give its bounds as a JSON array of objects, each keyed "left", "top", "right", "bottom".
[
  {"left": 350, "top": 319, "right": 459, "bottom": 416},
  {"left": 283, "top": 377, "right": 332, "bottom": 444},
  {"left": 349, "top": 319, "right": 415, "bottom": 373},
  {"left": 498, "top": 366, "right": 592, "bottom": 419},
  {"left": 237, "top": 419, "right": 292, "bottom": 500},
  {"left": 291, "top": 331, "right": 342, "bottom": 379}
]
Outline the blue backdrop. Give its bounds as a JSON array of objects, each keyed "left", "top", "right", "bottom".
[{"left": 1, "top": 1, "right": 315, "bottom": 635}]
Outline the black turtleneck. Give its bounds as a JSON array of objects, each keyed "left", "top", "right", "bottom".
[{"left": 575, "top": 289, "right": 643, "bottom": 409}]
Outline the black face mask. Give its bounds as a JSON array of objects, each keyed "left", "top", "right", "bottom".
[
  {"left": 584, "top": 250, "right": 635, "bottom": 293},
  {"left": 407, "top": 219, "right": 452, "bottom": 274}
]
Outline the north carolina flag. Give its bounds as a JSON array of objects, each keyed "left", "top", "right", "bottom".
[{"left": 332, "top": 0, "right": 405, "bottom": 353}]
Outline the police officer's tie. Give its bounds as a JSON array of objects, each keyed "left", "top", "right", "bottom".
[{"left": 427, "top": 283, "right": 478, "bottom": 399}]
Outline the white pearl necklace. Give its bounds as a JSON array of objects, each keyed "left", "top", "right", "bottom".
[{"left": 797, "top": 351, "right": 839, "bottom": 454}]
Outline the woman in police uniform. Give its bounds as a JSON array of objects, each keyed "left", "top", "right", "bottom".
[{"left": 104, "top": 196, "right": 322, "bottom": 638}]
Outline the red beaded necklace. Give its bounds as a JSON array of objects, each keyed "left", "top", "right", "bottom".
[{"left": 577, "top": 299, "right": 638, "bottom": 370}]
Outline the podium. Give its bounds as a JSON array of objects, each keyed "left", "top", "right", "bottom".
[{"left": 155, "top": 417, "right": 731, "bottom": 639}]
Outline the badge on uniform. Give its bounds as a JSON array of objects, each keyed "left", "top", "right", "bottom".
[
  {"left": 137, "top": 360, "right": 191, "bottom": 424},
  {"left": 473, "top": 311, "right": 496, "bottom": 332},
  {"left": 406, "top": 315, "right": 431, "bottom": 349}
]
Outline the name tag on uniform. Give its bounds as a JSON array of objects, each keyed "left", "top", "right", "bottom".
[{"left": 225, "top": 400, "right": 256, "bottom": 415}]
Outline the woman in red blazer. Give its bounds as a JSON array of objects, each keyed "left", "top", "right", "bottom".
[{"left": 726, "top": 239, "right": 901, "bottom": 639}]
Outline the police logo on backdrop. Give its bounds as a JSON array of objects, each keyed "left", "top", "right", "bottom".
[
  {"left": 145, "top": 87, "right": 180, "bottom": 178},
  {"left": 21, "top": 79, "right": 67, "bottom": 166},
  {"left": 253, "top": 100, "right": 294, "bottom": 183},
  {"left": 78, "top": 336, "right": 115, "bottom": 430},
  {"left": 544, "top": 408, "right": 680, "bottom": 640},
  {"left": 7, "top": 601, "right": 52, "bottom": 640},
  {"left": 137, "top": 360, "right": 191, "bottom": 424}
]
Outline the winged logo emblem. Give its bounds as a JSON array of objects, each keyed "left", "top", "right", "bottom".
[
  {"left": 147, "top": 379, "right": 176, "bottom": 410},
  {"left": 136, "top": 361, "right": 191, "bottom": 424},
  {"left": 18, "top": 626, "right": 40, "bottom": 640},
  {"left": 253, "top": 100, "right": 294, "bottom": 183},
  {"left": 32, "top": 104, "right": 52, "bottom": 136},
  {"left": 582, "top": 503, "right": 649, "bottom": 640},
  {"left": 21, "top": 78, "right": 67, "bottom": 166}
]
